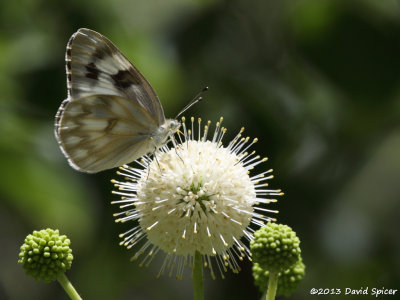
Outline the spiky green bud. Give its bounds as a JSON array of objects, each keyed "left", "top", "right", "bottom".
[
  {"left": 250, "top": 222, "right": 301, "bottom": 272},
  {"left": 18, "top": 228, "right": 73, "bottom": 282}
]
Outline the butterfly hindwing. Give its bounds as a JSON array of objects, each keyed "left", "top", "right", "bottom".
[
  {"left": 56, "top": 94, "right": 159, "bottom": 173},
  {"left": 66, "top": 28, "right": 165, "bottom": 125}
]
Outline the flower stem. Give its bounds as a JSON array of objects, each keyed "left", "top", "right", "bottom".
[
  {"left": 193, "top": 251, "right": 204, "bottom": 300},
  {"left": 57, "top": 273, "right": 82, "bottom": 300},
  {"left": 265, "top": 271, "right": 278, "bottom": 300}
]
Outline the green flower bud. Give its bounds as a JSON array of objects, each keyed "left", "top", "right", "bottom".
[
  {"left": 252, "top": 259, "right": 306, "bottom": 297},
  {"left": 18, "top": 228, "right": 73, "bottom": 282},
  {"left": 250, "top": 222, "right": 301, "bottom": 272}
]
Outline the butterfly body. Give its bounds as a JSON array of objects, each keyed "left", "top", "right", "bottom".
[{"left": 55, "top": 28, "right": 180, "bottom": 173}]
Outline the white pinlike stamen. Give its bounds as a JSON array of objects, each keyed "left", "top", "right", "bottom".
[
  {"left": 112, "top": 117, "right": 281, "bottom": 279},
  {"left": 191, "top": 117, "right": 194, "bottom": 140},
  {"left": 198, "top": 118, "right": 201, "bottom": 141},
  {"left": 202, "top": 121, "right": 211, "bottom": 142},
  {"left": 167, "top": 208, "right": 176, "bottom": 214},
  {"left": 146, "top": 221, "right": 159, "bottom": 231},
  {"left": 206, "top": 226, "right": 212, "bottom": 238},
  {"left": 212, "top": 121, "right": 222, "bottom": 143}
]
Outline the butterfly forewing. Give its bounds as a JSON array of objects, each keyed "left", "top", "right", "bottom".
[
  {"left": 57, "top": 95, "right": 159, "bottom": 173},
  {"left": 55, "top": 28, "right": 169, "bottom": 173},
  {"left": 65, "top": 28, "right": 165, "bottom": 125}
]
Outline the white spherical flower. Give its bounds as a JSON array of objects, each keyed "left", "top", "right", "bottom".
[{"left": 112, "top": 117, "right": 282, "bottom": 279}]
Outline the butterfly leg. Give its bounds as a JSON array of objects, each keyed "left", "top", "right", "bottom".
[
  {"left": 149, "top": 137, "right": 162, "bottom": 173},
  {"left": 170, "top": 136, "right": 185, "bottom": 165},
  {"left": 153, "top": 150, "right": 162, "bottom": 173},
  {"left": 145, "top": 158, "right": 151, "bottom": 180},
  {"left": 170, "top": 136, "right": 196, "bottom": 175}
]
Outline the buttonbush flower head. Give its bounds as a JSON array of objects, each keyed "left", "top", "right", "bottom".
[
  {"left": 250, "top": 222, "right": 301, "bottom": 273},
  {"left": 252, "top": 259, "right": 305, "bottom": 297},
  {"left": 112, "top": 117, "right": 282, "bottom": 279},
  {"left": 18, "top": 228, "right": 73, "bottom": 282}
]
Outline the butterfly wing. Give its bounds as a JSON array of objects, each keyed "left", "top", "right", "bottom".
[
  {"left": 65, "top": 28, "right": 165, "bottom": 125},
  {"left": 56, "top": 94, "right": 159, "bottom": 173},
  {"left": 55, "top": 28, "right": 169, "bottom": 172}
]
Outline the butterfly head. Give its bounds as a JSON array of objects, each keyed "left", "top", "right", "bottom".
[
  {"left": 153, "top": 119, "right": 181, "bottom": 147},
  {"left": 165, "top": 119, "right": 181, "bottom": 135}
]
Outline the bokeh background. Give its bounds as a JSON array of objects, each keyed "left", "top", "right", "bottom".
[{"left": 1, "top": 0, "right": 400, "bottom": 299}]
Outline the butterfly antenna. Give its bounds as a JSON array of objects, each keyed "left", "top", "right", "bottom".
[{"left": 175, "top": 87, "right": 209, "bottom": 118}]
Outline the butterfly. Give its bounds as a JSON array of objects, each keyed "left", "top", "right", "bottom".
[{"left": 55, "top": 28, "right": 186, "bottom": 173}]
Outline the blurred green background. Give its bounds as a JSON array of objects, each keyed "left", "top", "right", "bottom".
[{"left": 1, "top": 0, "right": 400, "bottom": 299}]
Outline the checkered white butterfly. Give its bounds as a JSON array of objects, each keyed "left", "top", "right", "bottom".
[{"left": 55, "top": 28, "right": 198, "bottom": 173}]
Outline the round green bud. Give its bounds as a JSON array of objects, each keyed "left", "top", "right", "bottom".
[
  {"left": 18, "top": 228, "right": 73, "bottom": 282},
  {"left": 252, "top": 259, "right": 306, "bottom": 297},
  {"left": 250, "top": 222, "right": 301, "bottom": 272}
]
